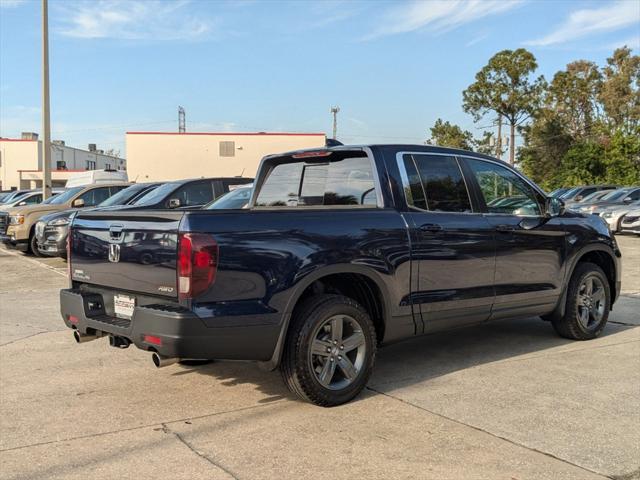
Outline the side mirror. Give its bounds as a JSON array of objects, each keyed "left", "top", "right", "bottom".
[
  {"left": 18, "top": 201, "right": 27, "bottom": 206},
  {"left": 545, "top": 197, "right": 565, "bottom": 218},
  {"left": 168, "top": 198, "right": 181, "bottom": 208},
  {"left": 623, "top": 197, "right": 632, "bottom": 203},
  {"left": 72, "top": 198, "right": 85, "bottom": 208},
  {"left": 575, "top": 195, "right": 583, "bottom": 202}
]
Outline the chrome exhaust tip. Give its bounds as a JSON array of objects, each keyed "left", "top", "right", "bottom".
[
  {"left": 73, "top": 330, "right": 97, "bottom": 343},
  {"left": 152, "top": 352, "right": 179, "bottom": 368}
]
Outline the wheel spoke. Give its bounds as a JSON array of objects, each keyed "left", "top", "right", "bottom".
[
  {"left": 318, "top": 358, "right": 336, "bottom": 386},
  {"left": 342, "top": 331, "right": 365, "bottom": 353},
  {"left": 584, "top": 278, "right": 594, "bottom": 296},
  {"left": 592, "top": 288, "right": 605, "bottom": 303},
  {"left": 337, "top": 355, "right": 358, "bottom": 381},
  {"left": 580, "top": 306, "right": 589, "bottom": 326},
  {"left": 311, "top": 339, "right": 332, "bottom": 357},
  {"left": 330, "top": 317, "right": 343, "bottom": 343}
]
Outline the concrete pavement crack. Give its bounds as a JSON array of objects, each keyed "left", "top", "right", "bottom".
[
  {"left": 0, "top": 331, "right": 55, "bottom": 347},
  {"left": 161, "top": 423, "right": 241, "bottom": 480},
  {"left": 365, "top": 386, "right": 612, "bottom": 480},
  {"left": 0, "top": 402, "right": 281, "bottom": 453}
]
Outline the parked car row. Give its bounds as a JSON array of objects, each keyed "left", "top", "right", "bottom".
[
  {"left": 550, "top": 184, "right": 640, "bottom": 234},
  {"left": 0, "top": 176, "right": 253, "bottom": 257}
]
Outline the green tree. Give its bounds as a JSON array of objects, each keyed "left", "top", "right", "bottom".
[
  {"left": 602, "top": 130, "right": 640, "bottom": 185},
  {"left": 519, "top": 114, "right": 573, "bottom": 189},
  {"left": 427, "top": 118, "right": 474, "bottom": 151},
  {"left": 463, "top": 48, "right": 546, "bottom": 165},
  {"left": 547, "top": 60, "right": 602, "bottom": 139},
  {"left": 599, "top": 47, "right": 640, "bottom": 134}
]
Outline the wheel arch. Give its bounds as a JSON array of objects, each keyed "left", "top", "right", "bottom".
[
  {"left": 259, "top": 264, "right": 389, "bottom": 371},
  {"left": 548, "top": 244, "right": 619, "bottom": 320}
]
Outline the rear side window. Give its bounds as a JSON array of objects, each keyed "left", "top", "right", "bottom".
[
  {"left": 402, "top": 154, "right": 472, "bottom": 213},
  {"left": 255, "top": 155, "right": 377, "bottom": 207}
]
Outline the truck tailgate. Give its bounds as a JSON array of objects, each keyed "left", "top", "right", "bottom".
[{"left": 70, "top": 210, "right": 184, "bottom": 298}]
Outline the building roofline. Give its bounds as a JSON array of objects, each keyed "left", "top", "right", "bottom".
[
  {"left": 0, "top": 138, "right": 37, "bottom": 142},
  {"left": 126, "top": 131, "right": 326, "bottom": 137}
]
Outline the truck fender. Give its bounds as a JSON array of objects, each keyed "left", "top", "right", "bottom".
[{"left": 258, "top": 264, "right": 389, "bottom": 371}]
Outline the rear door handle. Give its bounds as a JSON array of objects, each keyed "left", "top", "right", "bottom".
[
  {"left": 420, "top": 223, "right": 443, "bottom": 233},
  {"left": 495, "top": 224, "right": 515, "bottom": 232}
]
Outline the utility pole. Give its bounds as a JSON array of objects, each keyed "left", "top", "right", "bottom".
[
  {"left": 330, "top": 106, "right": 340, "bottom": 140},
  {"left": 41, "top": 0, "right": 51, "bottom": 199},
  {"left": 495, "top": 114, "right": 502, "bottom": 160},
  {"left": 178, "top": 106, "right": 186, "bottom": 133}
]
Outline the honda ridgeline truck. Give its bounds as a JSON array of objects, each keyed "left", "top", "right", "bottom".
[{"left": 61, "top": 145, "right": 621, "bottom": 406}]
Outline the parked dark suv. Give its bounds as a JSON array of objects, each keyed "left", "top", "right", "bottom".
[
  {"left": 61, "top": 145, "right": 621, "bottom": 406},
  {"left": 124, "top": 177, "right": 253, "bottom": 210}
]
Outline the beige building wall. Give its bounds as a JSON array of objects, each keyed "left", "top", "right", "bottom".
[
  {"left": 0, "top": 139, "right": 125, "bottom": 190},
  {"left": 0, "top": 140, "right": 40, "bottom": 190},
  {"left": 126, "top": 132, "right": 326, "bottom": 182}
]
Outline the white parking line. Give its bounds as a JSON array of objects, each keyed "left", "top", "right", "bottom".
[{"left": 0, "top": 248, "right": 68, "bottom": 278}]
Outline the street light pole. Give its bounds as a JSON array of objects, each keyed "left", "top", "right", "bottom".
[{"left": 41, "top": 0, "right": 51, "bottom": 199}]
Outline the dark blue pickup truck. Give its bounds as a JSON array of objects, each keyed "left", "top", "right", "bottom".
[{"left": 61, "top": 145, "right": 621, "bottom": 406}]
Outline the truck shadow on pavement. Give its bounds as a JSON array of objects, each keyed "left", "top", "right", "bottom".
[{"left": 176, "top": 316, "right": 634, "bottom": 403}]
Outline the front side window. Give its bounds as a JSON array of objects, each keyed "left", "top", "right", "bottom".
[
  {"left": 467, "top": 159, "right": 542, "bottom": 216},
  {"left": 23, "top": 194, "right": 42, "bottom": 205},
  {"left": 402, "top": 154, "right": 472, "bottom": 213},
  {"left": 173, "top": 182, "right": 214, "bottom": 207},
  {"left": 79, "top": 187, "right": 111, "bottom": 207},
  {"left": 255, "top": 155, "right": 377, "bottom": 207}
]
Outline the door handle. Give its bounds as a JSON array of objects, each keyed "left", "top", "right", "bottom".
[
  {"left": 495, "top": 224, "right": 515, "bottom": 233},
  {"left": 420, "top": 223, "right": 443, "bottom": 233}
]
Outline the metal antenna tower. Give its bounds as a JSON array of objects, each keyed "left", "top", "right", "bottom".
[
  {"left": 330, "top": 106, "right": 340, "bottom": 139},
  {"left": 178, "top": 106, "right": 186, "bottom": 133}
]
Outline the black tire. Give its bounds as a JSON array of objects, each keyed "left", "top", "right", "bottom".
[
  {"left": 552, "top": 262, "right": 610, "bottom": 340},
  {"left": 29, "top": 233, "right": 43, "bottom": 257},
  {"left": 281, "top": 294, "right": 377, "bottom": 407}
]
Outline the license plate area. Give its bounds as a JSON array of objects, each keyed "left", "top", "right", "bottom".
[{"left": 114, "top": 294, "right": 136, "bottom": 319}]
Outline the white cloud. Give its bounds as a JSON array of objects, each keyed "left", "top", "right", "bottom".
[
  {"left": 363, "top": 0, "right": 523, "bottom": 40},
  {"left": 56, "top": 0, "right": 213, "bottom": 40},
  {"left": 466, "top": 32, "right": 489, "bottom": 47},
  {"left": 525, "top": 1, "right": 640, "bottom": 47}
]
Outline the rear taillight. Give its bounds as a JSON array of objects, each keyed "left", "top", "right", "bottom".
[{"left": 178, "top": 233, "right": 218, "bottom": 300}]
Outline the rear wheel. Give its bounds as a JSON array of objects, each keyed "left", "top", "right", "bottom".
[
  {"left": 281, "top": 294, "right": 376, "bottom": 407},
  {"left": 552, "top": 262, "right": 610, "bottom": 340}
]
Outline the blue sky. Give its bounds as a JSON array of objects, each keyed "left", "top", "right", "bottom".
[{"left": 1, "top": 0, "right": 638, "bottom": 155}]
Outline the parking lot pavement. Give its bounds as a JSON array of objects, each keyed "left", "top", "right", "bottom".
[{"left": 1, "top": 238, "right": 639, "bottom": 480}]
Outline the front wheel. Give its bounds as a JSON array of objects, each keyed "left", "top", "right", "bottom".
[
  {"left": 281, "top": 294, "right": 377, "bottom": 407},
  {"left": 29, "top": 234, "right": 43, "bottom": 257},
  {"left": 552, "top": 262, "right": 610, "bottom": 340}
]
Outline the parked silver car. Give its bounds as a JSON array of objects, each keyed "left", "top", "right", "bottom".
[
  {"left": 599, "top": 200, "right": 640, "bottom": 232},
  {"left": 620, "top": 208, "right": 640, "bottom": 234}
]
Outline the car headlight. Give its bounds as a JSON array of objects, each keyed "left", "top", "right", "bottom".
[
  {"left": 9, "top": 215, "right": 24, "bottom": 225},
  {"left": 50, "top": 217, "right": 70, "bottom": 226}
]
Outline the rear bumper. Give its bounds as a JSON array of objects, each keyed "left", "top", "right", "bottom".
[{"left": 60, "top": 288, "right": 281, "bottom": 361}]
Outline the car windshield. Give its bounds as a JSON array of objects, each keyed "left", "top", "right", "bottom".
[
  {"left": 560, "top": 187, "right": 581, "bottom": 199},
  {"left": 99, "top": 184, "right": 153, "bottom": 207},
  {"left": 581, "top": 191, "right": 610, "bottom": 203},
  {"left": 131, "top": 182, "right": 178, "bottom": 206},
  {"left": 42, "top": 187, "right": 83, "bottom": 204},
  {"left": 205, "top": 186, "right": 253, "bottom": 210},
  {"left": 600, "top": 189, "right": 631, "bottom": 201}
]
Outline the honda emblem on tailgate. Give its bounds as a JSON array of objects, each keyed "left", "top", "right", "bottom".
[{"left": 108, "top": 243, "right": 121, "bottom": 263}]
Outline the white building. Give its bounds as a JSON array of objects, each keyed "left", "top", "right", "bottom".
[
  {"left": 0, "top": 132, "right": 126, "bottom": 190},
  {"left": 126, "top": 131, "right": 326, "bottom": 182}
]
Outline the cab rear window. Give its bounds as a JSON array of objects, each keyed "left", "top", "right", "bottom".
[{"left": 255, "top": 153, "right": 377, "bottom": 207}]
